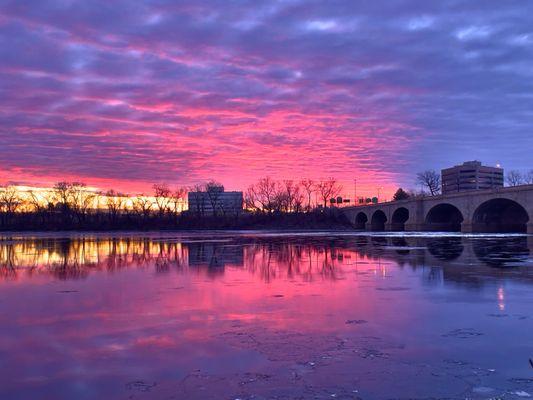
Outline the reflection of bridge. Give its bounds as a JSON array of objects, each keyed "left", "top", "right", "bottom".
[{"left": 343, "top": 185, "right": 533, "bottom": 233}]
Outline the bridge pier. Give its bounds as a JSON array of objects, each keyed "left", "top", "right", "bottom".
[
  {"left": 405, "top": 223, "right": 425, "bottom": 232},
  {"left": 528, "top": 223, "right": 533, "bottom": 235},
  {"left": 461, "top": 222, "right": 473, "bottom": 233}
]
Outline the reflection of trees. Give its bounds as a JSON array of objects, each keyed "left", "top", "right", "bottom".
[
  {"left": 0, "top": 238, "right": 188, "bottom": 280},
  {"left": 243, "top": 240, "right": 345, "bottom": 282},
  {"left": 0, "top": 237, "right": 351, "bottom": 282},
  {"left": 2, "top": 235, "right": 532, "bottom": 284}
]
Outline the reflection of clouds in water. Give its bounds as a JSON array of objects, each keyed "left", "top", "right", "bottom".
[{"left": 1, "top": 235, "right": 533, "bottom": 399}]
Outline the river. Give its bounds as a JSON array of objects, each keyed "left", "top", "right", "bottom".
[{"left": 1, "top": 231, "right": 532, "bottom": 399}]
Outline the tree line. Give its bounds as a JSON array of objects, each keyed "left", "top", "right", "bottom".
[
  {"left": 0, "top": 178, "right": 349, "bottom": 231},
  {"left": 244, "top": 177, "right": 343, "bottom": 213}
]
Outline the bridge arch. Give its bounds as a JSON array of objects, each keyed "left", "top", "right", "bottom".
[
  {"left": 371, "top": 210, "right": 387, "bottom": 231},
  {"left": 425, "top": 203, "right": 464, "bottom": 232},
  {"left": 355, "top": 212, "right": 368, "bottom": 230},
  {"left": 391, "top": 207, "right": 409, "bottom": 231},
  {"left": 472, "top": 198, "right": 529, "bottom": 233}
]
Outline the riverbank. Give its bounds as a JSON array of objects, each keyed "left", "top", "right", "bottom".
[{"left": 0, "top": 209, "right": 353, "bottom": 232}]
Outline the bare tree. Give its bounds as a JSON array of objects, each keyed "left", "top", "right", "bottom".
[
  {"left": 506, "top": 170, "right": 524, "bottom": 186},
  {"left": 0, "top": 186, "right": 22, "bottom": 214},
  {"left": 271, "top": 182, "right": 287, "bottom": 213},
  {"left": 300, "top": 179, "right": 315, "bottom": 212},
  {"left": 51, "top": 181, "right": 94, "bottom": 224},
  {"left": 0, "top": 186, "right": 22, "bottom": 227},
  {"left": 132, "top": 195, "right": 153, "bottom": 221},
  {"left": 316, "top": 178, "right": 343, "bottom": 208},
  {"left": 68, "top": 182, "right": 95, "bottom": 223},
  {"left": 244, "top": 186, "right": 259, "bottom": 212},
  {"left": 105, "top": 190, "right": 126, "bottom": 222},
  {"left": 282, "top": 180, "right": 302, "bottom": 212},
  {"left": 205, "top": 180, "right": 224, "bottom": 216},
  {"left": 153, "top": 184, "right": 172, "bottom": 217},
  {"left": 251, "top": 177, "right": 278, "bottom": 212},
  {"left": 292, "top": 184, "right": 305, "bottom": 213},
  {"left": 170, "top": 187, "right": 187, "bottom": 215},
  {"left": 28, "top": 190, "right": 49, "bottom": 213},
  {"left": 416, "top": 170, "right": 441, "bottom": 196},
  {"left": 53, "top": 181, "right": 71, "bottom": 214},
  {"left": 524, "top": 170, "right": 533, "bottom": 185}
]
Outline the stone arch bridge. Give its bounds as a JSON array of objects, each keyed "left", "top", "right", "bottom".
[{"left": 342, "top": 185, "right": 533, "bottom": 234}]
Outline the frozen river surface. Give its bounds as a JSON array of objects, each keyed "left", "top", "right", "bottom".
[{"left": 1, "top": 231, "right": 532, "bottom": 399}]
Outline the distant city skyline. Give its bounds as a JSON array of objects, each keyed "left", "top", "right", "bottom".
[{"left": 1, "top": 1, "right": 533, "bottom": 199}]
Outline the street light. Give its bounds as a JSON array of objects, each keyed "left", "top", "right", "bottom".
[
  {"left": 377, "top": 187, "right": 383, "bottom": 202},
  {"left": 353, "top": 178, "right": 357, "bottom": 205}
]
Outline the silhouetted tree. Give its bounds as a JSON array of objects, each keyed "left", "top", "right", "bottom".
[
  {"left": 248, "top": 177, "right": 277, "bottom": 213},
  {"left": 53, "top": 182, "right": 71, "bottom": 216},
  {"left": 68, "top": 183, "right": 95, "bottom": 224},
  {"left": 506, "top": 170, "right": 524, "bottom": 186},
  {"left": 105, "top": 190, "right": 126, "bottom": 223},
  {"left": 300, "top": 179, "right": 315, "bottom": 211},
  {"left": 205, "top": 180, "right": 224, "bottom": 216},
  {"left": 525, "top": 170, "right": 533, "bottom": 185},
  {"left": 244, "top": 187, "right": 259, "bottom": 212},
  {"left": 282, "top": 180, "right": 304, "bottom": 212},
  {"left": 316, "top": 178, "right": 342, "bottom": 208},
  {"left": 416, "top": 170, "right": 441, "bottom": 196},
  {"left": 153, "top": 184, "right": 172, "bottom": 217},
  {"left": 0, "top": 186, "right": 22, "bottom": 214},
  {"left": 393, "top": 188, "right": 410, "bottom": 201},
  {"left": 0, "top": 186, "right": 22, "bottom": 227},
  {"left": 132, "top": 195, "right": 152, "bottom": 221},
  {"left": 50, "top": 181, "right": 95, "bottom": 225},
  {"left": 170, "top": 187, "right": 187, "bottom": 216}
]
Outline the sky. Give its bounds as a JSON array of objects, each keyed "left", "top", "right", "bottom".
[{"left": 1, "top": 0, "right": 533, "bottom": 199}]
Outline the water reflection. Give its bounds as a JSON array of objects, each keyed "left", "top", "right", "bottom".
[
  {"left": 472, "top": 237, "right": 531, "bottom": 268},
  {"left": 1, "top": 234, "right": 532, "bottom": 284},
  {"left": 0, "top": 237, "right": 355, "bottom": 282},
  {"left": 427, "top": 237, "right": 464, "bottom": 261},
  {"left": 1, "top": 233, "right": 533, "bottom": 400}
]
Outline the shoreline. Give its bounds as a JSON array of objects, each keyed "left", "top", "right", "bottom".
[{"left": 0, "top": 229, "right": 530, "bottom": 239}]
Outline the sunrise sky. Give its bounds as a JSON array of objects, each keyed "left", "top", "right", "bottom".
[{"left": 1, "top": 1, "right": 533, "bottom": 199}]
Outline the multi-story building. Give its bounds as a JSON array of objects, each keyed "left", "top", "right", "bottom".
[
  {"left": 441, "top": 161, "right": 504, "bottom": 194},
  {"left": 187, "top": 190, "right": 243, "bottom": 216}
]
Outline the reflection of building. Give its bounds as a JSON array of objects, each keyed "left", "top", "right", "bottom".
[
  {"left": 187, "top": 191, "right": 243, "bottom": 216},
  {"left": 442, "top": 161, "right": 503, "bottom": 194},
  {"left": 187, "top": 243, "right": 244, "bottom": 269}
]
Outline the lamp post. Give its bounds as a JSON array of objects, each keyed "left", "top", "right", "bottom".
[
  {"left": 377, "top": 187, "right": 382, "bottom": 203},
  {"left": 354, "top": 178, "right": 357, "bottom": 206}
]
